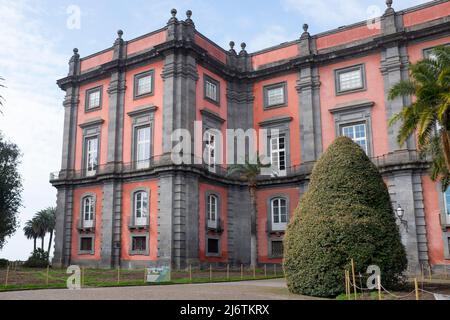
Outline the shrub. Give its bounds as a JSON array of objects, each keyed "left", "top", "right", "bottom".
[
  {"left": 23, "top": 249, "right": 49, "bottom": 268},
  {"left": 283, "top": 137, "right": 407, "bottom": 297}
]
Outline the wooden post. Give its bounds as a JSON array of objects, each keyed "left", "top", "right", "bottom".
[
  {"left": 445, "top": 265, "right": 448, "bottom": 280},
  {"left": 189, "top": 265, "right": 192, "bottom": 282},
  {"left": 226, "top": 264, "right": 230, "bottom": 281},
  {"left": 344, "top": 270, "right": 348, "bottom": 298},
  {"left": 4, "top": 265, "right": 9, "bottom": 287},
  {"left": 420, "top": 264, "right": 424, "bottom": 280},
  {"left": 351, "top": 259, "right": 357, "bottom": 300},
  {"left": 240, "top": 264, "right": 243, "bottom": 280},
  {"left": 345, "top": 271, "right": 351, "bottom": 300},
  {"left": 428, "top": 265, "right": 432, "bottom": 281},
  {"left": 144, "top": 268, "right": 147, "bottom": 283},
  {"left": 46, "top": 265, "right": 50, "bottom": 286},
  {"left": 414, "top": 278, "right": 419, "bottom": 300},
  {"left": 117, "top": 267, "right": 120, "bottom": 284},
  {"left": 264, "top": 264, "right": 267, "bottom": 278},
  {"left": 377, "top": 275, "right": 382, "bottom": 300},
  {"left": 274, "top": 264, "right": 277, "bottom": 277},
  {"left": 209, "top": 265, "right": 212, "bottom": 281},
  {"left": 253, "top": 266, "right": 256, "bottom": 279}
]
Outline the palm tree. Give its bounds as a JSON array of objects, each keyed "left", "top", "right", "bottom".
[
  {"left": 389, "top": 45, "right": 450, "bottom": 190},
  {"left": 227, "top": 158, "right": 270, "bottom": 268},
  {"left": 39, "top": 207, "right": 56, "bottom": 259},
  {"left": 32, "top": 215, "right": 46, "bottom": 251},
  {"left": 23, "top": 220, "right": 38, "bottom": 251}
]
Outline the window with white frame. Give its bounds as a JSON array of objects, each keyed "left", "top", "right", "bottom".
[
  {"left": 336, "top": 65, "right": 364, "bottom": 93},
  {"left": 271, "top": 198, "right": 288, "bottom": 231},
  {"left": 444, "top": 188, "right": 450, "bottom": 225},
  {"left": 207, "top": 194, "right": 218, "bottom": 229},
  {"left": 85, "top": 137, "right": 98, "bottom": 176},
  {"left": 134, "top": 191, "right": 148, "bottom": 227},
  {"left": 134, "top": 71, "right": 153, "bottom": 98},
  {"left": 135, "top": 126, "right": 151, "bottom": 169},
  {"left": 270, "top": 135, "right": 286, "bottom": 173},
  {"left": 86, "top": 87, "right": 101, "bottom": 110},
  {"left": 264, "top": 83, "right": 286, "bottom": 108},
  {"left": 342, "top": 123, "right": 368, "bottom": 153},
  {"left": 205, "top": 131, "right": 216, "bottom": 172},
  {"left": 82, "top": 196, "right": 95, "bottom": 228},
  {"left": 204, "top": 76, "right": 219, "bottom": 103}
]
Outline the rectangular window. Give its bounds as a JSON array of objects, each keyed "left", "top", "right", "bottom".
[
  {"left": 205, "top": 131, "right": 216, "bottom": 173},
  {"left": 270, "top": 135, "right": 286, "bottom": 173},
  {"left": 271, "top": 198, "right": 288, "bottom": 231},
  {"left": 271, "top": 240, "right": 284, "bottom": 257},
  {"left": 444, "top": 188, "right": 450, "bottom": 225},
  {"left": 204, "top": 75, "right": 220, "bottom": 104},
  {"left": 135, "top": 126, "right": 151, "bottom": 169},
  {"left": 207, "top": 238, "right": 219, "bottom": 255},
  {"left": 424, "top": 44, "right": 449, "bottom": 60},
  {"left": 132, "top": 236, "right": 147, "bottom": 252},
  {"left": 80, "top": 237, "right": 93, "bottom": 252},
  {"left": 336, "top": 65, "right": 365, "bottom": 94},
  {"left": 341, "top": 123, "right": 368, "bottom": 153},
  {"left": 134, "top": 70, "right": 154, "bottom": 98},
  {"left": 85, "top": 137, "right": 98, "bottom": 176},
  {"left": 207, "top": 195, "right": 218, "bottom": 229},
  {"left": 264, "top": 82, "right": 287, "bottom": 108},
  {"left": 86, "top": 87, "right": 102, "bottom": 110}
]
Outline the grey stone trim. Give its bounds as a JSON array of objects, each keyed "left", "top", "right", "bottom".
[
  {"left": 129, "top": 232, "right": 150, "bottom": 256},
  {"left": 78, "top": 233, "right": 95, "bottom": 255},
  {"left": 100, "top": 181, "right": 120, "bottom": 268},
  {"left": 334, "top": 63, "right": 366, "bottom": 95},
  {"left": 129, "top": 187, "right": 150, "bottom": 228},
  {"left": 266, "top": 194, "right": 290, "bottom": 234},
  {"left": 129, "top": 109, "right": 155, "bottom": 167},
  {"left": 203, "top": 74, "right": 220, "bottom": 105},
  {"left": 263, "top": 81, "right": 287, "bottom": 109},
  {"left": 52, "top": 186, "right": 74, "bottom": 267},
  {"left": 157, "top": 174, "right": 174, "bottom": 266},
  {"left": 205, "top": 191, "right": 221, "bottom": 232},
  {"left": 79, "top": 118, "right": 105, "bottom": 129},
  {"left": 200, "top": 108, "right": 225, "bottom": 125},
  {"left": 267, "top": 236, "right": 284, "bottom": 259},
  {"left": 80, "top": 122, "right": 102, "bottom": 174},
  {"left": 423, "top": 42, "right": 450, "bottom": 58},
  {"left": 127, "top": 104, "right": 158, "bottom": 117},
  {"left": 258, "top": 116, "right": 293, "bottom": 128},
  {"left": 107, "top": 70, "right": 126, "bottom": 165},
  {"left": 77, "top": 192, "right": 96, "bottom": 231},
  {"left": 330, "top": 100, "right": 374, "bottom": 157},
  {"left": 84, "top": 85, "right": 103, "bottom": 112},
  {"left": 133, "top": 69, "right": 155, "bottom": 100},
  {"left": 297, "top": 65, "right": 322, "bottom": 162},
  {"left": 61, "top": 86, "right": 79, "bottom": 172},
  {"left": 205, "top": 235, "right": 221, "bottom": 257},
  {"left": 443, "top": 231, "right": 450, "bottom": 260}
]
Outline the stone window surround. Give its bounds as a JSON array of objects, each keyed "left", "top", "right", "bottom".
[
  {"left": 79, "top": 192, "right": 97, "bottom": 230},
  {"left": 203, "top": 74, "right": 220, "bottom": 106},
  {"left": 334, "top": 63, "right": 367, "bottom": 95},
  {"left": 266, "top": 194, "right": 290, "bottom": 234},
  {"left": 206, "top": 235, "right": 221, "bottom": 257},
  {"left": 129, "top": 232, "right": 150, "bottom": 256},
  {"left": 201, "top": 109, "right": 224, "bottom": 170},
  {"left": 128, "top": 105, "right": 157, "bottom": 167},
  {"left": 258, "top": 116, "right": 292, "bottom": 171},
  {"left": 263, "top": 81, "right": 288, "bottom": 110},
  {"left": 435, "top": 182, "right": 450, "bottom": 259},
  {"left": 78, "top": 234, "right": 95, "bottom": 255},
  {"left": 443, "top": 231, "right": 450, "bottom": 260},
  {"left": 79, "top": 119, "right": 104, "bottom": 174},
  {"left": 268, "top": 237, "right": 284, "bottom": 259},
  {"left": 329, "top": 100, "right": 374, "bottom": 157},
  {"left": 84, "top": 85, "right": 103, "bottom": 112},
  {"left": 129, "top": 187, "right": 150, "bottom": 228},
  {"left": 133, "top": 69, "right": 155, "bottom": 100},
  {"left": 205, "top": 191, "right": 221, "bottom": 232},
  {"left": 423, "top": 43, "right": 449, "bottom": 59}
]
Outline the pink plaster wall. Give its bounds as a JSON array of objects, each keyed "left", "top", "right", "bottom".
[
  {"left": 252, "top": 44, "right": 299, "bottom": 70},
  {"left": 403, "top": 2, "right": 450, "bottom": 28},
  {"left": 80, "top": 50, "right": 114, "bottom": 72},
  {"left": 316, "top": 25, "right": 380, "bottom": 50}
]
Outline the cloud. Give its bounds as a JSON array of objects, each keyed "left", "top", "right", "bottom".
[
  {"left": 0, "top": 0, "right": 66, "bottom": 260},
  {"left": 248, "top": 25, "right": 298, "bottom": 52}
]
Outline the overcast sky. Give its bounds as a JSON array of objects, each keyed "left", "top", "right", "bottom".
[{"left": 0, "top": 0, "right": 428, "bottom": 260}]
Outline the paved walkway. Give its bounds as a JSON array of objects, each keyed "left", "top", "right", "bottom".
[{"left": 0, "top": 279, "right": 317, "bottom": 300}]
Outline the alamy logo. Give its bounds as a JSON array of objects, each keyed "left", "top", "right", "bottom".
[
  {"left": 66, "top": 5, "right": 81, "bottom": 30},
  {"left": 66, "top": 265, "right": 81, "bottom": 290}
]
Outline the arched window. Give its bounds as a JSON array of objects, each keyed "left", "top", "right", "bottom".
[
  {"left": 82, "top": 196, "right": 95, "bottom": 228},
  {"left": 207, "top": 194, "right": 218, "bottom": 229},
  {"left": 134, "top": 191, "right": 149, "bottom": 226},
  {"left": 444, "top": 188, "right": 450, "bottom": 225},
  {"left": 271, "top": 197, "right": 288, "bottom": 231}
]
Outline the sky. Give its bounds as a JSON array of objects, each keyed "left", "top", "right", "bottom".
[{"left": 0, "top": 0, "right": 428, "bottom": 260}]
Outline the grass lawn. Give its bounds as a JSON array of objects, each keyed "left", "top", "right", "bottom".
[{"left": 0, "top": 266, "right": 283, "bottom": 292}]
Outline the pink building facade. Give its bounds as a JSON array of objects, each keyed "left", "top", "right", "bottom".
[{"left": 51, "top": 1, "right": 450, "bottom": 272}]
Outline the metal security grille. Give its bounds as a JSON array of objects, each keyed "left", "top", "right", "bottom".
[
  {"left": 80, "top": 237, "right": 93, "bottom": 251},
  {"left": 271, "top": 240, "right": 284, "bottom": 257},
  {"left": 132, "top": 236, "right": 147, "bottom": 251}
]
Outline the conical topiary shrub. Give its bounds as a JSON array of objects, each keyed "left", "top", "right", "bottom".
[{"left": 283, "top": 137, "right": 407, "bottom": 297}]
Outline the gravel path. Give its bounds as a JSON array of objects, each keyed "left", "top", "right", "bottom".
[{"left": 0, "top": 279, "right": 317, "bottom": 300}]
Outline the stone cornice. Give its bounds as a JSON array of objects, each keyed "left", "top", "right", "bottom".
[
  {"left": 199, "top": 108, "right": 225, "bottom": 124},
  {"left": 258, "top": 116, "right": 293, "bottom": 128},
  {"left": 57, "top": 17, "right": 450, "bottom": 91},
  {"left": 79, "top": 118, "right": 105, "bottom": 129},
  {"left": 127, "top": 104, "right": 158, "bottom": 117},
  {"left": 329, "top": 100, "right": 375, "bottom": 114}
]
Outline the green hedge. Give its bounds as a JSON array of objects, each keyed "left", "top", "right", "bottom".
[{"left": 283, "top": 137, "right": 407, "bottom": 297}]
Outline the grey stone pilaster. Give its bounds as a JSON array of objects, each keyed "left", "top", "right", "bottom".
[
  {"left": 227, "top": 185, "right": 251, "bottom": 265},
  {"left": 112, "top": 182, "right": 123, "bottom": 267},
  {"left": 100, "top": 181, "right": 119, "bottom": 268},
  {"left": 296, "top": 65, "right": 322, "bottom": 162},
  {"left": 184, "top": 174, "right": 200, "bottom": 265},
  {"left": 298, "top": 24, "right": 316, "bottom": 56},
  {"left": 52, "top": 187, "right": 74, "bottom": 267},
  {"left": 157, "top": 174, "right": 174, "bottom": 266}
]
